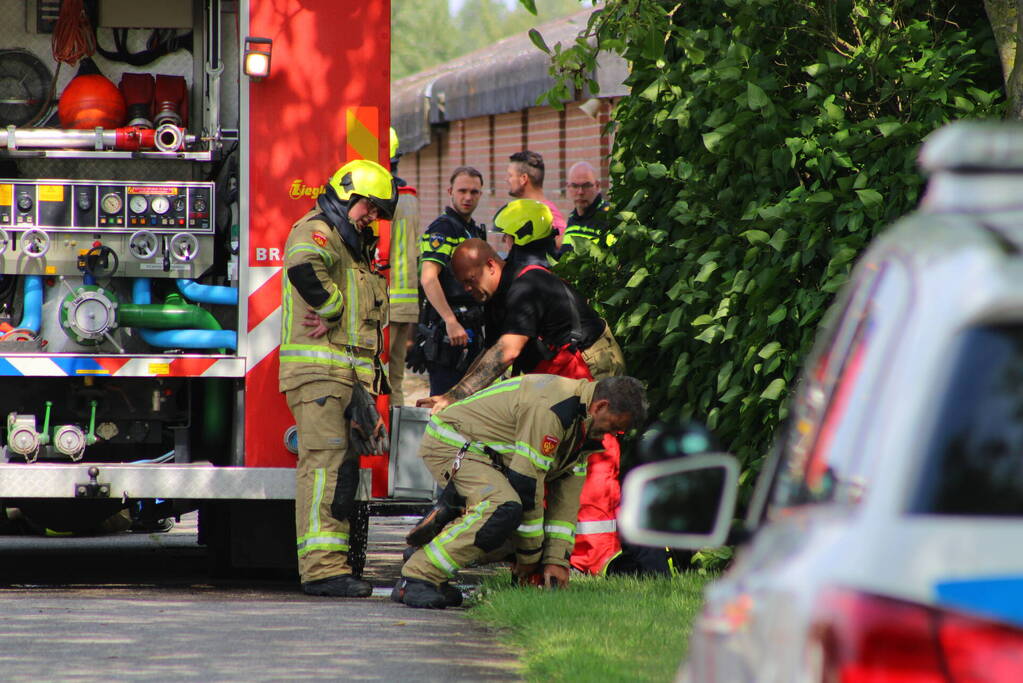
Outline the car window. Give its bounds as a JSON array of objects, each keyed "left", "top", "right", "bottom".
[
  {"left": 911, "top": 325, "right": 1023, "bottom": 516},
  {"left": 772, "top": 259, "right": 909, "bottom": 510}
]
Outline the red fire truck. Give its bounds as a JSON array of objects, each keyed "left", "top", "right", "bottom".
[{"left": 0, "top": 0, "right": 430, "bottom": 574}]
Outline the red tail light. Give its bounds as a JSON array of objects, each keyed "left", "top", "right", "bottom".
[
  {"left": 810, "top": 587, "right": 1023, "bottom": 683},
  {"left": 939, "top": 611, "right": 1023, "bottom": 681}
]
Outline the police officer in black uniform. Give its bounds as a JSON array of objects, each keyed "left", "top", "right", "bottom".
[
  {"left": 562, "top": 161, "right": 613, "bottom": 253},
  {"left": 413, "top": 166, "right": 488, "bottom": 395}
]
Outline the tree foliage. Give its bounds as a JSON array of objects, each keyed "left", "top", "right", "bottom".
[{"left": 532, "top": 1, "right": 1003, "bottom": 481}]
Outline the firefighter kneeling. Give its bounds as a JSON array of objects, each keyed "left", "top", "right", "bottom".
[{"left": 392, "top": 374, "right": 647, "bottom": 609}]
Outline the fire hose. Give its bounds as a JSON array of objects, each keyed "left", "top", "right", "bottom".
[{"left": 0, "top": 124, "right": 192, "bottom": 152}]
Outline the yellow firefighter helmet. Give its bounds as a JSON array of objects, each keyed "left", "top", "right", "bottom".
[
  {"left": 326, "top": 159, "right": 398, "bottom": 221},
  {"left": 494, "top": 199, "right": 554, "bottom": 246},
  {"left": 389, "top": 127, "right": 399, "bottom": 160}
]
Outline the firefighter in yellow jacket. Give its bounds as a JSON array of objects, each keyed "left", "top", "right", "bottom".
[
  {"left": 279, "top": 159, "right": 397, "bottom": 597},
  {"left": 392, "top": 374, "right": 647, "bottom": 608},
  {"left": 386, "top": 128, "right": 420, "bottom": 405}
]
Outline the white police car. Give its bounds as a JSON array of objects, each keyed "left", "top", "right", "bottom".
[{"left": 621, "top": 121, "right": 1023, "bottom": 682}]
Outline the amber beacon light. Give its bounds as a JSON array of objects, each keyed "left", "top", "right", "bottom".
[{"left": 243, "top": 37, "right": 273, "bottom": 79}]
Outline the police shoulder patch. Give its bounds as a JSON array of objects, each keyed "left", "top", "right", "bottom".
[
  {"left": 541, "top": 435, "right": 560, "bottom": 456},
  {"left": 311, "top": 232, "right": 328, "bottom": 247}
]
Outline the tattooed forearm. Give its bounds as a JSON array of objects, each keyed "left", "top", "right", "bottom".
[{"left": 443, "top": 341, "right": 513, "bottom": 401}]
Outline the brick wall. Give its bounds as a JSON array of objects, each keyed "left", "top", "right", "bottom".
[{"left": 397, "top": 99, "right": 615, "bottom": 237}]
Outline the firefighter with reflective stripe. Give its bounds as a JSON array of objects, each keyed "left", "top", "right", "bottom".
[
  {"left": 415, "top": 201, "right": 629, "bottom": 576},
  {"left": 386, "top": 128, "right": 420, "bottom": 405},
  {"left": 279, "top": 158, "right": 397, "bottom": 597},
  {"left": 392, "top": 375, "right": 647, "bottom": 608}
]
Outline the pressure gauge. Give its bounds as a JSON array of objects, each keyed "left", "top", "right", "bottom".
[
  {"left": 101, "top": 192, "right": 123, "bottom": 214},
  {"left": 150, "top": 196, "right": 171, "bottom": 215},
  {"left": 173, "top": 197, "right": 186, "bottom": 213},
  {"left": 193, "top": 196, "right": 208, "bottom": 213},
  {"left": 129, "top": 195, "right": 148, "bottom": 214}
]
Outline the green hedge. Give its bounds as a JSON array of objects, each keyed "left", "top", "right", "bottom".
[{"left": 552, "top": 0, "right": 1003, "bottom": 485}]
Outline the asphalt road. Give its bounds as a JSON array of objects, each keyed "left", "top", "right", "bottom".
[{"left": 0, "top": 513, "right": 520, "bottom": 682}]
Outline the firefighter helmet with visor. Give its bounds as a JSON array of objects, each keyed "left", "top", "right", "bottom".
[
  {"left": 326, "top": 159, "right": 398, "bottom": 221},
  {"left": 493, "top": 199, "right": 554, "bottom": 246}
]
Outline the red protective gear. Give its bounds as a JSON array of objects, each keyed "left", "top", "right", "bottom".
[
  {"left": 570, "top": 432, "right": 621, "bottom": 574},
  {"left": 515, "top": 262, "right": 622, "bottom": 575},
  {"left": 534, "top": 346, "right": 593, "bottom": 380}
]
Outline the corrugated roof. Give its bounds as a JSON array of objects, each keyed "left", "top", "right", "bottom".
[{"left": 391, "top": 8, "right": 628, "bottom": 154}]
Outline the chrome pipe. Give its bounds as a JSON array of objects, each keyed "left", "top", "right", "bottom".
[
  {"left": 0, "top": 126, "right": 196, "bottom": 151},
  {"left": 2, "top": 126, "right": 115, "bottom": 150}
]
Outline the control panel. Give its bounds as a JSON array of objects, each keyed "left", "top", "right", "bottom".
[{"left": 0, "top": 180, "right": 215, "bottom": 278}]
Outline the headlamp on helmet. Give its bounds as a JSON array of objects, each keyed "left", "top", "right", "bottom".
[{"left": 493, "top": 199, "right": 554, "bottom": 246}]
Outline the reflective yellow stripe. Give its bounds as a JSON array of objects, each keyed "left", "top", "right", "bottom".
[
  {"left": 453, "top": 377, "right": 522, "bottom": 406},
  {"left": 516, "top": 515, "right": 544, "bottom": 538},
  {"left": 314, "top": 287, "right": 344, "bottom": 318},
  {"left": 544, "top": 520, "right": 576, "bottom": 542},
  {"left": 310, "top": 468, "right": 325, "bottom": 533},
  {"left": 391, "top": 216, "right": 410, "bottom": 292},
  {"left": 424, "top": 500, "right": 490, "bottom": 578},
  {"left": 425, "top": 416, "right": 552, "bottom": 472},
  {"left": 564, "top": 225, "right": 602, "bottom": 242},
  {"left": 282, "top": 277, "right": 294, "bottom": 342},
  {"left": 345, "top": 269, "right": 360, "bottom": 347},
  {"left": 287, "top": 243, "right": 334, "bottom": 267},
  {"left": 389, "top": 289, "right": 417, "bottom": 305},
  {"left": 297, "top": 532, "right": 350, "bottom": 556}
]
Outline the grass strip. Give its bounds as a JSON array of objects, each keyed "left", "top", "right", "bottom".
[{"left": 467, "top": 571, "right": 712, "bottom": 682}]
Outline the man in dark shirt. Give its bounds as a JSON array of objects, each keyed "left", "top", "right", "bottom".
[
  {"left": 419, "top": 201, "right": 623, "bottom": 414},
  {"left": 415, "top": 167, "right": 488, "bottom": 395},
  {"left": 483, "top": 241, "right": 606, "bottom": 374}
]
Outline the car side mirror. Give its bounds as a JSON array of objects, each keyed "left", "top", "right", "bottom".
[{"left": 618, "top": 454, "right": 740, "bottom": 550}]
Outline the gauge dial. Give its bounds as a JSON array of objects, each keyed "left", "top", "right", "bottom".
[
  {"left": 193, "top": 197, "right": 208, "bottom": 213},
  {"left": 150, "top": 196, "right": 171, "bottom": 215},
  {"left": 101, "top": 192, "right": 123, "bottom": 215},
  {"left": 129, "top": 195, "right": 148, "bottom": 214}
]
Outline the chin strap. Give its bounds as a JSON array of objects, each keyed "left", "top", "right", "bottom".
[{"left": 316, "top": 191, "right": 365, "bottom": 257}]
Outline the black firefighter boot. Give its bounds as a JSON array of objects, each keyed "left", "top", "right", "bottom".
[
  {"left": 391, "top": 577, "right": 450, "bottom": 609},
  {"left": 405, "top": 480, "right": 465, "bottom": 547},
  {"left": 302, "top": 574, "right": 373, "bottom": 598}
]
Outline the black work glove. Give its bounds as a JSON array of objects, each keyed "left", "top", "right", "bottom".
[{"left": 345, "top": 382, "right": 389, "bottom": 455}]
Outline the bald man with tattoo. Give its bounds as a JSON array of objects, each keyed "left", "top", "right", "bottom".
[{"left": 416, "top": 238, "right": 624, "bottom": 414}]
